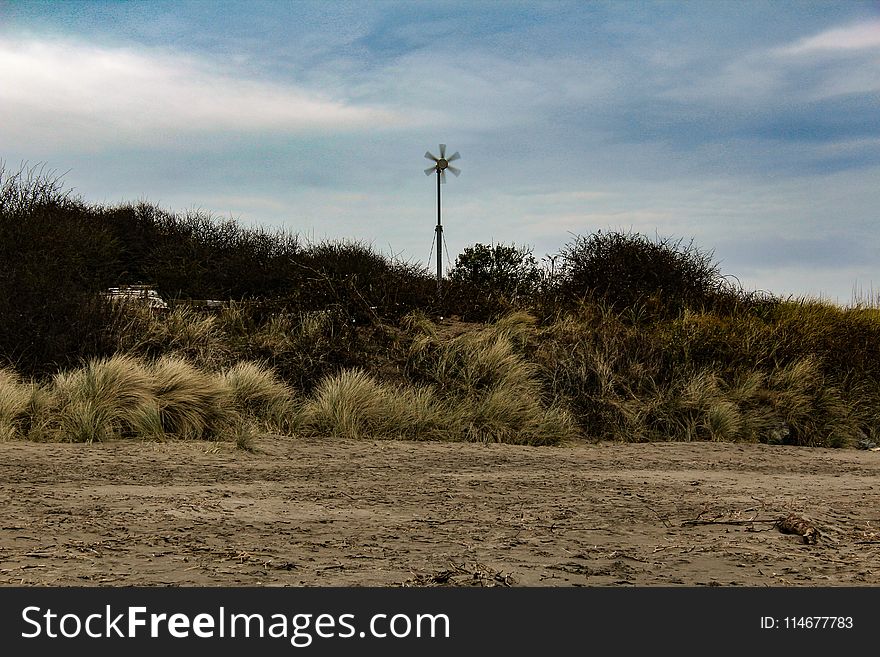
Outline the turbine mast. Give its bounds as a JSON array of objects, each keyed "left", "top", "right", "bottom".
[
  {"left": 423, "top": 143, "right": 461, "bottom": 296},
  {"left": 436, "top": 166, "right": 442, "bottom": 293}
]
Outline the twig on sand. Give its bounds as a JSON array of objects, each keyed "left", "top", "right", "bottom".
[
  {"left": 641, "top": 503, "right": 671, "bottom": 528},
  {"left": 682, "top": 518, "right": 779, "bottom": 526}
]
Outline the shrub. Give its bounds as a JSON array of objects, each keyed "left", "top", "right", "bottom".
[
  {"left": 446, "top": 243, "right": 542, "bottom": 320},
  {"left": 553, "top": 230, "right": 730, "bottom": 315},
  {"left": 100, "top": 203, "right": 304, "bottom": 302},
  {"left": 289, "top": 239, "right": 437, "bottom": 322},
  {"left": 0, "top": 164, "right": 121, "bottom": 375}
]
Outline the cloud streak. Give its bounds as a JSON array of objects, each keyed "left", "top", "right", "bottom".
[
  {"left": 0, "top": 37, "right": 405, "bottom": 150},
  {"left": 779, "top": 18, "right": 880, "bottom": 55}
]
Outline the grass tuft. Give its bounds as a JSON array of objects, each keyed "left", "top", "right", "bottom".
[
  {"left": 299, "top": 368, "right": 445, "bottom": 440},
  {"left": 0, "top": 369, "right": 32, "bottom": 440},
  {"left": 146, "top": 356, "right": 234, "bottom": 441},
  {"left": 220, "top": 360, "right": 298, "bottom": 433},
  {"left": 51, "top": 355, "right": 154, "bottom": 442}
]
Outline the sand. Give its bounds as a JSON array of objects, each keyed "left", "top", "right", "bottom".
[{"left": 1, "top": 436, "right": 878, "bottom": 587}]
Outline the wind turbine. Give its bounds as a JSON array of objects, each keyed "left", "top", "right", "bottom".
[{"left": 424, "top": 143, "right": 461, "bottom": 293}]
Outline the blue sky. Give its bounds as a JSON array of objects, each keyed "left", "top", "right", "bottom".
[{"left": 1, "top": 0, "right": 879, "bottom": 304}]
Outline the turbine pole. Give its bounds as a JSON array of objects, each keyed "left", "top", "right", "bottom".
[
  {"left": 423, "top": 144, "right": 460, "bottom": 298},
  {"left": 436, "top": 169, "right": 442, "bottom": 295}
]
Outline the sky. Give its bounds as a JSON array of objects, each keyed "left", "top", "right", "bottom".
[{"left": 1, "top": 0, "right": 879, "bottom": 305}]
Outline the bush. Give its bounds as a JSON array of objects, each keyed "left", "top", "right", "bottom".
[
  {"left": 553, "top": 230, "right": 730, "bottom": 315},
  {"left": 99, "top": 203, "right": 304, "bottom": 302},
  {"left": 446, "top": 243, "right": 542, "bottom": 320},
  {"left": 0, "top": 164, "right": 121, "bottom": 375},
  {"left": 289, "top": 239, "right": 437, "bottom": 322}
]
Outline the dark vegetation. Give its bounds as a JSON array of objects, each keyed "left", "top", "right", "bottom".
[{"left": 3, "top": 162, "right": 879, "bottom": 449}]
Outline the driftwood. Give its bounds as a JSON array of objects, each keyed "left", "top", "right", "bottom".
[
  {"left": 776, "top": 513, "right": 820, "bottom": 544},
  {"left": 682, "top": 514, "right": 821, "bottom": 545}
]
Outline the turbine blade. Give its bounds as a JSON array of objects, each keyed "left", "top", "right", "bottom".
[
  {"left": 439, "top": 144, "right": 447, "bottom": 159},
  {"left": 447, "top": 165, "right": 461, "bottom": 177},
  {"left": 425, "top": 151, "right": 439, "bottom": 162},
  {"left": 439, "top": 170, "right": 447, "bottom": 184},
  {"left": 446, "top": 151, "right": 461, "bottom": 163},
  {"left": 424, "top": 166, "right": 436, "bottom": 176}
]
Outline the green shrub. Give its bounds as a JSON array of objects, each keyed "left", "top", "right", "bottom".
[{"left": 446, "top": 243, "right": 542, "bottom": 320}]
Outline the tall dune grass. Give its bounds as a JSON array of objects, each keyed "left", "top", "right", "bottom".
[
  {"left": 114, "top": 304, "right": 230, "bottom": 368},
  {"left": 403, "top": 311, "right": 577, "bottom": 444},
  {"left": 0, "top": 369, "right": 32, "bottom": 440},
  {"left": 51, "top": 355, "right": 155, "bottom": 443},
  {"left": 534, "top": 299, "right": 873, "bottom": 447},
  {"left": 146, "top": 356, "right": 233, "bottom": 440},
  {"left": 220, "top": 360, "right": 298, "bottom": 433},
  {"left": 4, "top": 295, "right": 880, "bottom": 449},
  {"left": 2, "top": 355, "right": 295, "bottom": 444},
  {"left": 299, "top": 368, "right": 446, "bottom": 440}
]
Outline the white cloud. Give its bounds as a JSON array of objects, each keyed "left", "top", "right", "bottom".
[
  {"left": 779, "top": 19, "right": 880, "bottom": 55},
  {"left": 659, "top": 19, "right": 880, "bottom": 109},
  {"left": 0, "top": 37, "right": 405, "bottom": 150}
]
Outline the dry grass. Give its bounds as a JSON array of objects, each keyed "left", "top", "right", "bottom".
[
  {"left": 534, "top": 301, "right": 872, "bottom": 448},
  {"left": 115, "top": 304, "right": 230, "bottom": 368},
  {"left": 50, "top": 355, "right": 154, "bottom": 443},
  {"left": 4, "top": 295, "right": 879, "bottom": 450},
  {"left": 404, "top": 311, "right": 577, "bottom": 445},
  {"left": 31, "top": 355, "right": 247, "bottom": 443},
  {"left": 0, "top": 368, "right": 32, "bottom": 440},
  {"left": 219, "top": 360, "right": 298, "bottom": 433},
  {"left": 146, "top": 356, "right": 233, "bottom": 440},
  {"left": 298, "top": 368, "right": 445, "bottom": 440}
]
